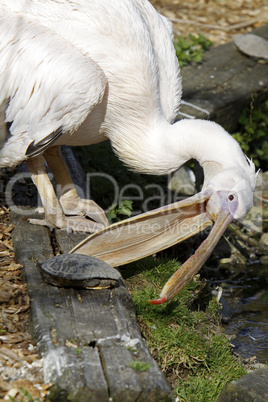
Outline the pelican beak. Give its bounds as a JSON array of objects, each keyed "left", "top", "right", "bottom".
[
  {"left": 149, "top": 205, "right": 234, "bottom": 304},
  {"left": 70, "top": 191, "right": 213, "bottom": 265},
  {"left": 70, "top": 190, "right": 233, "bottom": 304}
]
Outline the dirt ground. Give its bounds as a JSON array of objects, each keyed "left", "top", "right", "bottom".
[
  {"left": 151, "top": 0, "right": 268, "bottom": 45},
  {"left": 1, "top": 1, "right": 268, "bottom": 401},
  {"left": 0, "top": 207, "right": 48, "bottom": 401}
]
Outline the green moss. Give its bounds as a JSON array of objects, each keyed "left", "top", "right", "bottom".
[
  {"left": 75, "top": 347, "right": 82, "bottom": 355},
  {"left": 122, "top": 257, "right": 246, "bottom": 401},
  {"left": 174, "top": 34, "right": 213, "bottom": 66},
  {"left": 129, "top": 360, "right": 151, "bottom": 371}
]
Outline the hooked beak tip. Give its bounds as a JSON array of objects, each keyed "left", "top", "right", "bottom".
[{"left": 148, "top": 295, "right": 168, "bottom": 305}]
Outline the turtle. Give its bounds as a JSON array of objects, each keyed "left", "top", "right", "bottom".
[{"left": 38, "top": 254, "right": 123, "bottom": 289}]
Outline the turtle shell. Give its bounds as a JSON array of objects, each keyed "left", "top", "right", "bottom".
[{"left": 38, "top": 254, "right": 122, "bottom": 289}]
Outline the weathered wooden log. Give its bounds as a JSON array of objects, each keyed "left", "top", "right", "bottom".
[{"left": 11, "top": 212, "right": 174, "bottom": 402}]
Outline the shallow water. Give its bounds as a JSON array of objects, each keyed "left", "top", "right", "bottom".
[{"left": 212, "top": 264, "right": 268, "bottom": 363}]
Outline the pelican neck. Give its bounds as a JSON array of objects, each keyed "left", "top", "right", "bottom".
[{"left": 110, "top": 118, "right": 248, "bottom": 176}]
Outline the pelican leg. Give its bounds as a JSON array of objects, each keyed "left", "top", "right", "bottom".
[
  {"left": 44, "top": 146, "right": 109, "bottom": 227},
  {"left": 26, "top": 154, "right": 104, "bottom": 232}
]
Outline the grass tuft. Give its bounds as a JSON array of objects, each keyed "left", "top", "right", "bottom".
[{"left": 122, "top": 257, "right": 246, "bottom": 401}]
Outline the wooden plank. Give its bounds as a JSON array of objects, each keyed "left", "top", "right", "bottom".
[
  {"left": 179, "top": 25, "right": 268, "bottom": 132},
  {"left": 55, "top": 228, "right": 87, "bottom": 254},
  {"left": 11, "top": 211, "right": 174, "bottom": 401}
]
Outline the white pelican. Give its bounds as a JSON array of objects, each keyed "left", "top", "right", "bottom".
[{"left": 0, "top": 0, "right": 256, "bottom": 302}]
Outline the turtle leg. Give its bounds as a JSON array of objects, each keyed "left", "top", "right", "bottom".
[
  {"left": 26, "top": 154, "right": 104, "bottom": 233},
  {"left": 43, "top": 146, "right": 109, "bottom": 227}
]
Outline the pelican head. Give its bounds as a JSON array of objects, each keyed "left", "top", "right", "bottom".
[
  {"left": 149, "top": 162, "right": 256, "bottom": 304},
  {"left": 205, "top": 167, "right": 255, "bottom": 222}
]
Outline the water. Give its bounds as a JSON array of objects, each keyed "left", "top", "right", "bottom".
[{"left": 212, "top": 264, "right": 268, "bottom": 363}]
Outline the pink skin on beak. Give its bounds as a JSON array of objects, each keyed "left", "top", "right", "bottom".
[{"left": 149, "top": 191, "right": 238, "bottom": 305}]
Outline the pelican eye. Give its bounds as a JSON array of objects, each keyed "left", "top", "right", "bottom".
[{"left": 228, "top": 194, "right": 235, "bottom": 201}]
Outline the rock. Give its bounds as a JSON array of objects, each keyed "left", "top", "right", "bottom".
[
  {"left": 168, "top": 166, "right": 196, "bottom": 196},
  {"left": 218, "top": 297, "right": 233, "bottom": 324},
  {"left": 260, "top": 255, "right": 268, "bottom": 265},
  {"left": 261, "top": 171, "right": 268, "bottom": 199},
  {"left": 217, "top": 367, "right": 268, "bottom": 402},
  {"left": 242, "top": 171, "right": 268, "bottom": 233},
  {"left": 260, "top": 233, "right": 268, "bottom": 247},
  {"left": 233, "top": 34, "right": 268, "bottom": 60}
]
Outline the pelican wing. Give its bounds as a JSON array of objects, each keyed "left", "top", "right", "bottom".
[
  {"left": 0, "top": 10, "right": 107, "bottom": 167},
  {"left": 70, "top": 191, "right": 213, "bottom": 267}
]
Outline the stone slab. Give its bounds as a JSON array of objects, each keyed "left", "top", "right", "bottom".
[{"left": 179, "top": 25, "right": 268, "bottom": 132}]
